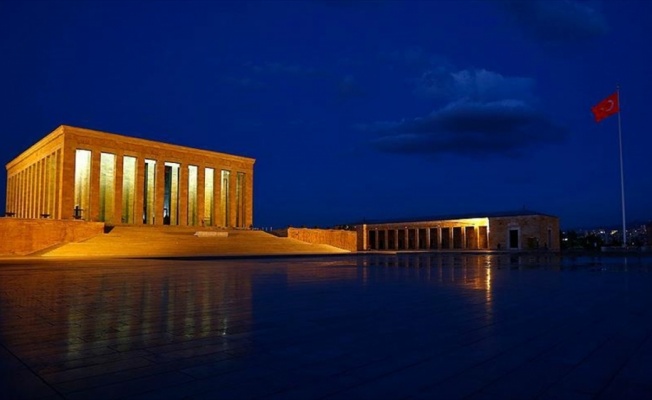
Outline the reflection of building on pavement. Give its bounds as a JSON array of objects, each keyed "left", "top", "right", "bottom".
[
  {"left": 357, "top": 211, "right": 560, "bottom": 251},
  {"left": 5, "top": 125, "right": 254, "bottom": 228},
  {"left": 0, "top": 262, "right": 253, "bottom": 357},
  {"left": 358, "top": 253, "right": 488, "bottom": 281}
]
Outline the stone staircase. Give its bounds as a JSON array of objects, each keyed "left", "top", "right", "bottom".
[{"left": 40, "top": 226, "right": 350, "bottom": 258}]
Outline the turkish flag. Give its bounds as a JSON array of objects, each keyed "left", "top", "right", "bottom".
[{"left": 591, "top": 92, "right": 619, "bottom": 122}]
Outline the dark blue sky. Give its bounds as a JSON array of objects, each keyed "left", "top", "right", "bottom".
[{"left": 2, "top": 0, "right": 651, "bottom": 229}]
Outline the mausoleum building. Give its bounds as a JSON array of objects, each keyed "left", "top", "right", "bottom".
[
  {"left": 5, "top": 125, "right": 255, "bottom": 227},
  {"left": 357, "top": 211, "right": 560, "bottom": 251}
]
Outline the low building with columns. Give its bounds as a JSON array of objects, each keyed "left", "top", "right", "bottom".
[
  {"left": 357, "top": 211, "right": 560, "bottom": 251},
  {"left": 5, "top": 125, "right": 254, "bottom": 227}
]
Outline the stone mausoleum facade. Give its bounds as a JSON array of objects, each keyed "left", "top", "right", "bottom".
[
  {"left": 5, "top": 125, "right": 255, "bottom": 228},
  {"left": 357, "top": 211, "right": 560, "bottom": 251}
]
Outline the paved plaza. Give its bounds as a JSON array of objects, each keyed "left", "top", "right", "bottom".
[{"left": 1, "top": 253, "right": 652, "bottom": 399}]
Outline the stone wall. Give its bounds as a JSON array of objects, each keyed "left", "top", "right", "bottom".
[
  {"left": 488, "top": 215, "right": 560, "bottom": 251},
  {"left": 0, "top": 218, "right": 104, "bottom": 256},
  {"left": 287, "top": 228, "right": 357, "bottom": 252}
]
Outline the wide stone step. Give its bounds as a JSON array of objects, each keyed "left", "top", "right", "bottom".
[{"left": 41, "top": 227, "right": 349, "bottom": 257}]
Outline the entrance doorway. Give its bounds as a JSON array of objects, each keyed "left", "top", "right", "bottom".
[{"left": 509, "top": 229, "right": 519, "bottom": 249}]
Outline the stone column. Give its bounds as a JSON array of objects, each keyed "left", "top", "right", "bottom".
[
  {"left": 228, "top": 170, "right": 237, "bottom": 228},
  {"left": 26, "top": 166, "right": 32, "bottom": 218},
  {"left": 374, "top": 229, "right": 379, "bottom": 250},
  {"left": 17, "top": 172, "right": 21, "bottom": 217},
  {"left": 23, "top": 167, "right": 28, "bottom": 217},
  {"left": 23, "top": 169, "right": 29, "bottom": 218},
  {"left": 19, "top": 170, "right": 23, "bottom": 217},
  {"left": 35, "top": 160, "right": 41, "bottom": 217},
  {"left": 197, "top": 166, "right": 206, "bottom": 226},
  {"left": 37, "top": 159, "right": 43, "bottom": 217},
  {"left": 53, "top": 149, "right": 62, "bottom": 219},
  {"left": 31, "top": 164, "right": 37, "bottom": 218},
  {"left": 215, "top": 168, "right": 222, "bottom": 227},
  {"left": 155, "top": 160, "right": 165, "bottom": 225},
  {"left": 36, "top": 161, "right": 42, "bottom": 218},
  {"left": 245, "top": 170, "right": 254, "bottom": 228},
  {"left": 135, "top": 157, "right": 145, "bottom": 225},
  {"left": 179, "top": 163, "right": 188, "bottom": 226},
  {"left": 39, "top": 158, "right": 46, "bottom": 217},
  {"left": 214, "top": 167, "right": 222, "bottom": 227},
  {"left": 41, "top": 158, "right": 48, "bottom": 217},
  {"left": 20, "top": 169, "right": 25, "bottom": 216},
  {"left": 16, "top": 171, "right": 21, "bottom": 217},
  {"left": 23, "top": 165, "right": 32, "bottom": 218},
  {"left": 26, "top": 168, "right": 32, "bottom": 217},
  {"left": 45, "top": 155, "right": 53, "bottom": 217},
  {"left": 13, "top": 175, "right": 17, "bottom": 215},
  {"left": 89, "top": 151, "right": 101, "bottom": 222},
  {"left": 114, "top": 153, "right": 124, "bottom": 224},
  {"left": 60, "top": 145, "right": 76, "bottom": 220}
]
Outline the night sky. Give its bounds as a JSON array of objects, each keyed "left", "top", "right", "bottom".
[{"left": 2, "top": 0, "right": 651, "bottom": 230}]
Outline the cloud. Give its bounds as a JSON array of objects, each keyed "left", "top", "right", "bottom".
[
  {"left": 367, "top": 100, "right": 566, "bottom": 157},
  {"left": 414, "top": 68, "right": 535, "bottom": 103},
  {"left": 359, "top": 67, "right": 567, "bottom": 158},
  {"left": 501, "top": 0, "right": 608, "bottom": 43}
]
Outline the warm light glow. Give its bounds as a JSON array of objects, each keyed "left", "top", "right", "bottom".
[
  {"left": 74, "top": 149, "right": 91, "bottom": 220},
  {"left": 220, "top": 170, "right": 230, "bottom": 227},
  {"left": 485, "top": 261, "right": 493, "bottom": 321},
  {"left": 144, "top": 159, "right": 156, "bottom": 224},
  {"left": 204, "top": 168, "right": 214, "bottom": 226},
  {"left": 122, "top": 156, "right": 137, "bottom": 224},
  {"left": 188, "top": 165, "right": 198, "bottom": 225},
  {"left": 99, "top": 153, "right": 116, "bottom": 223},
  {"left": 449, "top": 217, "right": 490, "bottom": 226},
  {"left": 486, "top": 261, "right": 492, "bottom": 295}
]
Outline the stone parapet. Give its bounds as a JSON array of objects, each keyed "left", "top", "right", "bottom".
[
  {"left": 0, "top": 218, "right": 104, "bottom": 256},
  {"left": 287, "top": 228, "right": 357, "bottom": 252}
]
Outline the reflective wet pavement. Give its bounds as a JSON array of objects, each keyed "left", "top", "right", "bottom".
[{"left": 1, "top": 254, "right": 652, "bottom": 399}]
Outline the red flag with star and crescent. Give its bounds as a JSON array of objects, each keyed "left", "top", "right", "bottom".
[{"left": 591, "top": 92, "right": 619, "bottom": 122}]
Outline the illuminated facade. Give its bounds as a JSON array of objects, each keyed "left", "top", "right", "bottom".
[
  {"left": 357, "top": 211, "right": 560, "bottom": 251},
  {"left": 5, "top": 125, "right": 255, "bottom": 227}
]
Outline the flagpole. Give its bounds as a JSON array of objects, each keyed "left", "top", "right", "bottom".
[{"left": 616, "top": 86, "right": 627, "bottom": 248}]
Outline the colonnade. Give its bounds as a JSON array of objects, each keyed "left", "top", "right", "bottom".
[
  {"left": 5, "top": 125, "right": 256, "bottom": 227},
  {"left": 366, "top": 225, "right": 489, "bottom": 251},
  {"left": 71, "top": 149, "right": 250, "bottom": 227},
  {"left": 5, "top": 149, "right": 61, "bottom": 219}
]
